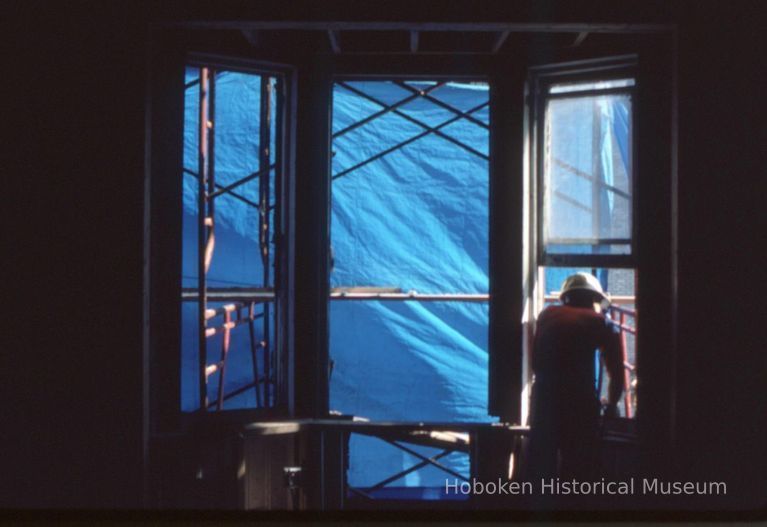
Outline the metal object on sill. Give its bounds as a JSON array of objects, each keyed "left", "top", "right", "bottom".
[{"left": 283, "top": 466, "right": 302, "bottom": 489}]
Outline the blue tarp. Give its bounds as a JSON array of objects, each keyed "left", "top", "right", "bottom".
[{"left": 329, "top": 81, "right": 491, "bottom": 488}]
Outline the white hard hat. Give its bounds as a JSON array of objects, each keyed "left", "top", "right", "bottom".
[{"left": 559, "top": 272, "right": 609, "bottom": 304}]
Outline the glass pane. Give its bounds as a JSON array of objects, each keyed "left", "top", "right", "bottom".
[{"left": 543, "top": 92, "right": 632, "bottom": 255}]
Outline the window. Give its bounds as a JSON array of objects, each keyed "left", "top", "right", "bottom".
[
  {"left": 180, "top": 61, "right": 288, "bottom": 413},
  {"left": 534, "top": 63, "right": 635, "bottom": 268},
  {"left": 528, "top": 58, "right": 638, "bottom": 419},
  {"left": 328, "top": 79, "right": 491, "bottom": 496}
]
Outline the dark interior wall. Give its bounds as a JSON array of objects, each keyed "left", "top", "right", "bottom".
[
  {"left": 673, "top": 6, "right": 766, "bottom": 509},
  {"left": 4, "top": 0, "right": 765, "bottom": 510},
  {"left": 6, "top": 3, "right": 148, "bottom": 508}
]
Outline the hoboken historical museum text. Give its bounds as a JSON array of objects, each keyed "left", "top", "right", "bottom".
[{"left": 445, "top": 478, "right": 727, "bottom": 496}]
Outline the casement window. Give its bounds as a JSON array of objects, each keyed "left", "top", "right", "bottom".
[{"left": 179, "top": 58, "right": 291, "bottom": 413}]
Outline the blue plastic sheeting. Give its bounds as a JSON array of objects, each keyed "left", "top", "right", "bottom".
[
  {"left": 330, "top": 81, "right": 489, "bottom": 296},
  {"left": 329, "top": 81, "right": 493, "bottom": 488}
]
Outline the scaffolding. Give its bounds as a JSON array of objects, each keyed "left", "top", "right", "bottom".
[
  {"left": 332, "top": 80, "right": 489, "bottom": 182},
  {"left": 182, "top": 66, "right": 281, "bottom": 412}
]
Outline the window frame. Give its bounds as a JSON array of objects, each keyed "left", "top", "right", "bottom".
[
  {"left": 530, "top": 56, "right": 638, "bottom": 270},
  {"left": 178, "top": 52, "right": 297, "bottom": 421},
  {"left": 522, "top": 56, "right": 642, "bottom": 424},
  {"left": 326, "top": 75, "right": 494, "bottom": 417}
]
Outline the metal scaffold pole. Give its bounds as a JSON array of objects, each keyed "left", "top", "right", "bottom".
[
  {"left": 197, "top": 67, "right": 216, "bottom": 412},
  {"left": 259, "top": 76, "right": 272, "bottom": 407}
]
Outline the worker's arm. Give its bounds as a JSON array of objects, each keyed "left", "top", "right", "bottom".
[{"left": 601, "top": 319, "right": 625, "bottom": 415}]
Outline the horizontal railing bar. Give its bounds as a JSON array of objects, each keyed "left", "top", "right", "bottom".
[
  {"left": 182, "top": 287, "right": 275, "bottom": 302},
  {"left": 544, "top": 294, "right": 635, "bottom": 305},
  {"left": 332, "top": 286, "right": 403, "bottom": 294},
  {"left": 243, "top": 420, "right": 529, "bottom": 435},
  {"left": 329, "top": 292, "right": 489, "bottom": 302},
  {"left": 607, "top": 303, "right": 636, "bottom": 315},
  {"left": 191, "top": 291, "right": 630, "bottom": 307},
  {"left": 609, "top": 321, "right": 636, "bottom": 335},
  {"left": 544, "top": 298, "right": 637, "bottom": 330},
  {"left": 187, "top": 288, "right": 489, "bottom": 302}
]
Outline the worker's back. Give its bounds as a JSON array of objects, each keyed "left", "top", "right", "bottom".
[
  {"left": 532, "top": 304, "right": 611, "bottom": 406},
  {"left": 525, "top": 274, "right": 625, "bottom": 484},
  {"left": 527, "top": 303, "right": 620, "bottom": 482}
]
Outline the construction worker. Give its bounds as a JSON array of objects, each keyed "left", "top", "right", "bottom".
[{"left": 527, "top": 272, "right": 624, "bottom": 482}]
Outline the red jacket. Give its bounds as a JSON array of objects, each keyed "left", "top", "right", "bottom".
[{"left": 532, "top": 304, "right": 624, "bottom": 409}]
